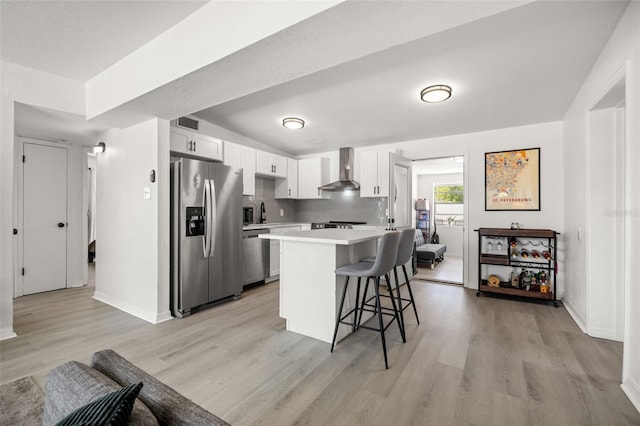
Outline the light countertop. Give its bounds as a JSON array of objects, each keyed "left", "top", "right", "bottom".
[
  {"left": 259, "top": 228, "right": 387, "bottom": 245},
  {"left": 243, "top": 222, "right": 309, "bottom": 230}
]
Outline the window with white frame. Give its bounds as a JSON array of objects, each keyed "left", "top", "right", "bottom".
[{"left": 433, "top": 184, "right": 464, "bottom": 227}]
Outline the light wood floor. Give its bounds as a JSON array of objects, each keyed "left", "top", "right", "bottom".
[
  {"left": 2, "top": 269, "right": 639, "bottom": 425},
  {"left": 415, "top": 255, "right": 464, "bottom": 285}
]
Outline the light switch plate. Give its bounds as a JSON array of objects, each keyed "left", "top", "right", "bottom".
[
  {"left": 143, "top": 187, "right": 151, "bottom": 200},
  {"left": 280, "top": 209, "right": 284, "bottom": 216}
]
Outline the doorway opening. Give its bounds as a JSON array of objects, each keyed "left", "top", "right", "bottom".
[
  {"left": 586, "top": 72, "right": 626, "bottom": 342},
  {"left": 412, "top": 156, "right": 465, "bottom": 285},
  {"left": 13, "top": 102, "right": 108, "bottom": 300},
  {"left": 87, "top": 152, "right": 97, "bottom": 265}
]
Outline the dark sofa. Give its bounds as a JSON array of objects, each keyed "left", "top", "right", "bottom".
[
  {"left": 414, "top": 229, "right": 447, "bottom": 269},
  {"left": 43, "top": 349, "right": 229, "bottom": 425}
]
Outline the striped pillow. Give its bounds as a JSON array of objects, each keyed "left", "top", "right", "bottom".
[{"left": 55, "top": 382, "right": 143, "bottom": 426}]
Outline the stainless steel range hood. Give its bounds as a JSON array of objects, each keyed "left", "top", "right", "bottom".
[{"left": 319, "top": 147, "right": 360, "bottom": 191}]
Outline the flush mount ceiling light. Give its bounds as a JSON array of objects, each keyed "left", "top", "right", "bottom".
[
  {"left": 93, "top": 141, "right": 106, "bottom": 154},
  {"left": 282, "top": 117, "right": 305, "bottom": 130},
  {"left": 420, "top": 85, "right": 452, "bottom": 103}
]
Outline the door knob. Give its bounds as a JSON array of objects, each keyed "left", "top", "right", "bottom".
[{"left": 57, "top": 222, "right": 65, "bottom": 228}]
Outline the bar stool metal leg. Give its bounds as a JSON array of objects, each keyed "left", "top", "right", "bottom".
[
  {"left": 402, "top": 264, "right": 420, "bottom": 324},
  {"left": 392, "top": 267, "right": 406, "bottom": 342},
  {"left": 331, "top": 276, "right": 350, "bottom": 353},
  {"left": 384, "top": 273, "right": 405, "bottom": 343},
  {"left": 374, "top": 276, "right": 389, "bottom": 369},
  {"left": 353, "top": 277, "right": 361, "bottom": 332},
  {"left": 357, "top": 277, "right": 371, "bottom": 328}
]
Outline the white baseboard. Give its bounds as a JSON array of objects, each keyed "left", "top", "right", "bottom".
[
  {"left": 562, "top": 296, "right": 587, "bottom": 334},
  {"left": 155, "top": 310, "right": 173, "bottom": 324},
  {"left": 588, "top": 326, "right": 621, "bottom": 342},
  {"left": 622, "top": 378, "right": 640, "bottom": 414},
  {"left": 0, "top": 327, "right": 17, "bottom": 341},
  {"left": 68, "top": 279, "right": 86, "bottom": 288},
  {"left": 93, "top": 291, "right": 169, "bottom": 325}
]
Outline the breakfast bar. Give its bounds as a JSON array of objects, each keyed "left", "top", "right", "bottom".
[{"left": 260, "top": 229, "right": 387, "bottom": 343}]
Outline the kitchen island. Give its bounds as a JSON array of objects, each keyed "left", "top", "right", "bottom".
[{"left": 260, "top": 228, "right": 388, "bottom": 343}]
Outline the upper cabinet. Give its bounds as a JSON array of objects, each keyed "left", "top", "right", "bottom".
[
  {"left": 275, "top": 158, "right": 298, "bottom": 199},
  {"left": 223, "top": 141, "right": 256, "bottom": 196},
  {"left": 360, "top": 150, "right": 391, "bottom": 197},
  {"left": 298, "top": 158, "right": 330, "bottom": 199},
  {"left": 256, "top": 150, "right": 287, "bottom": 178},
  {"left": 170, "top": 127, "right": 222, "bottom": 161}
]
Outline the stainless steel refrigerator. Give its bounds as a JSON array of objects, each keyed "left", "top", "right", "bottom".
[{"left": 170, "top": 158, "right": 243, "bottom": 317}]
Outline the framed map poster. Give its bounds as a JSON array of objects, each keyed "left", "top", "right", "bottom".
[{"left": 485, "top": 148, "right": 540, "bottom": 211}]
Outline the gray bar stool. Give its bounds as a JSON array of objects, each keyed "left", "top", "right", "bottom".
[
  {"left": 360, "top": 228, "right": 420, "bottom": 340},
  {"left": 331, "top": 231, "right": 401, "bottom": 369}
]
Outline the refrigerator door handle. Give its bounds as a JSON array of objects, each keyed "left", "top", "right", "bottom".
[
  {"left": 209, "top": 179, "right": 217, "bottom": 258},
  {"left": 203, "top": 179, "right": 210, "bottom": 257}
]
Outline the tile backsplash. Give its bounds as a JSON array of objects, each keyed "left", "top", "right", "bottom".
[
  {"left": 296, "top": 192, "right": 386, "bottom": 226},
  {"left": 243, "top": 177, "right": 296, "bottom": 223},
  {"left": 244, "top": 177, "right": 388, "bottom": 226}
]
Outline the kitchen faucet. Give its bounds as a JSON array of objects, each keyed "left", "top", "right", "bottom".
[{"left": 259, "top": 202, "right": 266, "bottom": 224}]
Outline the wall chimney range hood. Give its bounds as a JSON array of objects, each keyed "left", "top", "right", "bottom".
[{"left": 319, "top": 147, "right": 360, "bottom": 191}]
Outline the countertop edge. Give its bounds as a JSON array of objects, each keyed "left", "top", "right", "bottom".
[{"left": 259, "top": 229, "right": 386, "bottom": 245}]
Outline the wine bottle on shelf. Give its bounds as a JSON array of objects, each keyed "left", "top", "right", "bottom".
[
  {"left": 542, "top": 251, "right": 552, "bottom": 260},
  {"left": 531, "top": 250, "right": 541, "bottom": 258},
  {"left": 510, "top": 237, "right": 518, "bottom": 248},
  {"left": 520, "top": 249, "right": 529, "bottom": 258},
  {"left": 511, "top": 248, "right": 518, "bottom": 258}
]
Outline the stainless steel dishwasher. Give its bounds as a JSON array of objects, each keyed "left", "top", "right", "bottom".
[{"left": 242, "top": 228, "right": 270, "bottom": 286}]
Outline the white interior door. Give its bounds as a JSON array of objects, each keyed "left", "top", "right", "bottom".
[
  {"left": 23, "top": 142, "right": 68, "bottom": 294},
  {"left": 389, "top": 153, "right": 412, "bottom": 228}
]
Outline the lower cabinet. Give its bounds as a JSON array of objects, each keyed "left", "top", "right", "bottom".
[
  {"left": 268, "top": 239, "right": 280, "bottom": 282},
  {"left": 267, "top": 226, "right": 303, "bottom": 281}
]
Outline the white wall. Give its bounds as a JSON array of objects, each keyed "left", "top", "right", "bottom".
[
  {"left": 63, "top": 143, "right": 89, "bottom": 288},
  {"left": 93, "top": 118, "right": 171, "bottom": 324},
  {"left": 364, "top": 121, "right": 565, "bottom": 293},
  {"left": 0, "top": 62, "right": 86, "bottom": 340},
  {"left": 587, "top": 108, "right": 624, "bottom": 341},
  {"left": 563, "top": 1, "right": 640, "bottom": 411}
]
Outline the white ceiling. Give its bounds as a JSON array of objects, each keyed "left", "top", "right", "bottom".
[
  {"left": 413, "top": 157, "right": 464, "bottom": 176},
  {"left": 0, "top": 0, "right": 208, "bottom": 81},
  {"left": 1, "top": 1, "right": 630, "bottom": 156},
  {"left": 14, "top": 103, "right": 111, "bottom": 146},
  {"left": 194, "top": 0, "right": 629, "bottom": 155}
]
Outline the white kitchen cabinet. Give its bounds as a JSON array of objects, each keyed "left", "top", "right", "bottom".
[
  {"left": 268, "top": 225, "right": 302, "bottom": 280},
  {"left": 359, "top": 150, "right": 390, "bottom": 197},
  {"left": 223, "top": 141, "right": 256, "bottom": 196},
  {"left": 256, "top": 150, "right": 287, "bottom": 178},
  {"left": 170, "top": 127, "right": 223, "bottom": 161},
  {"left": 269, "top": 239, "right": 280, "bottom": 280},
  {"left": 297, "top": 158, "right": 330, "bottom": 199},
  {"left": 275, "top": 158, "right": 298, "bottom": 199}
]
